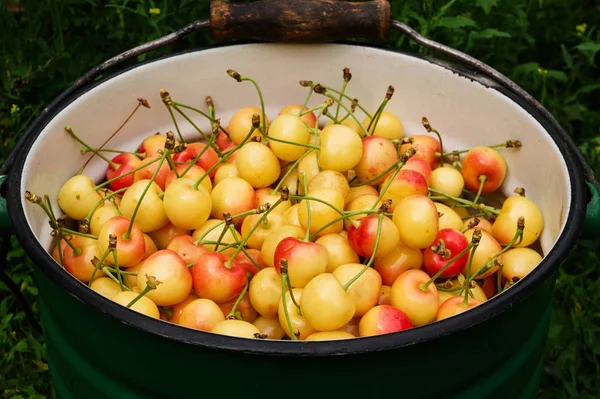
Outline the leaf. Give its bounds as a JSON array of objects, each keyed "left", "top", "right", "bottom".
[
  {"left": 437, "top": 16, "right": 478, "bottom": 29},
  {"left": 471, "top": 28, "right": 511, "bottom": 40},
  {"left": 436, "top": 0, "right": 458, "bottom": 17},
  {"left": 576, "top": 84, "right": 600, "bottom": 96},
  {"left": 476, "top": 0, "right": 499, "bottom": 14},
  {"left": 561, "top": 44, "right": 574, "bottom": 69},
  {"left": 575, "top": 41, "right": 600, "bottom": 65},
  {"left": 546, "top": 70, "right": 568, "bottom": 82}
]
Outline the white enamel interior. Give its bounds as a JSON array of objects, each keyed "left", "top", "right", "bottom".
[{"left": 21, "top": 43, "right": 570, "bottom": 264}]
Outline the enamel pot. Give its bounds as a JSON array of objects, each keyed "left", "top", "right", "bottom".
[{"left": 0, "top": 1, "right": 599, "bottom": 398}]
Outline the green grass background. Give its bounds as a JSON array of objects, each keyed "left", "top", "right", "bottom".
[{"left": 1, "top": 0, "right": 599, "bottom": 398}]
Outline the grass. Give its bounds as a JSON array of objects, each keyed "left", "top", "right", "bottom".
[{"left": 0, "top": 0, "right": 599, "bottom": 398}]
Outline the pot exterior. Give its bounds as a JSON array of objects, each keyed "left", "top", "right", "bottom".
[{"left": 35, "top": 266, "right": 555, "bottom": 399}]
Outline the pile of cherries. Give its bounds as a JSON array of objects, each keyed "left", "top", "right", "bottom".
[{"left": 27, "top": 67, "right": 545, "bottom": 341}]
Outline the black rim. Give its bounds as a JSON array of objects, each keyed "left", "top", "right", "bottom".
[{"left": 6, "top": 40, "right": 588, "bottom": 356}]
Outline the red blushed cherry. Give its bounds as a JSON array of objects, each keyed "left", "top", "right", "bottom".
[
  {"left": 399, "top": 135, "right": 441, "bottom": 170},
  {"left": 234, "top": 248, "right": 266, "bottom": 276},
  {"left": 422, "top": 228, "right": 469, "bottom": 279},
  {"left": 166, "top": 234, "right": 208, "bottom": 265},
  {"left": 359, "top": 305, "right": 413, "bottom": 337},
  {"left": 216, "top": 128, "right": 236, "bottom": 152},
  {"left": 172, "top": 143, "right": 219, "bottom": 179},
  {"left": 273, "top": 237, "right": 328, "bottom": 288},
  {"left": 191, "top": 252, "right": 247, "bottom": 304},
  {"left": 347, "top": 214, "right": 400, "bottom": 259},
  {"left": 106, "top": 153, "right": 141, "bottom": 191}
]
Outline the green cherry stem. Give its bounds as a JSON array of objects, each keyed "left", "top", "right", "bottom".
[
  {"left": 89, "top": 244, "right": 113, "bottom": 286},
  {"left": 473, "top": 175, "right": 487, "bottom": 205},
  {"left": 335, "top": 67, "right": 352, "bottom": 120},
  {"left": 435, "top": 140, "right": 523, "bottom": 158},
  {"left": 301, "top": 171, "right": 312, "bottom": 242},
  {"left": 94, "top": 156, "right": 161, "bottom": 191},
  {"left": 427, "top": 188, "right": 500, "bottom": 215},
  {"left": 171, "top": 104, "right": 210, "bottom": 141},
  {"left": 171, "top": 102, "right": 229, "bottom": 137},
  {"left": 307, "top": 210, "right": 379, "bottom": 241},
  {"left": 421, "top": 117, "right": 445, "bottom": 167},
  {"left": 64, "top": 126, "right": 119, "bottom": 172},
  {"left": 80, "top": 148, "right": 146, "bottom": 159},
  {"left": 213, "top": 214, "right": 232, "bottom": 253},
  {"left": 271, "top": 149, "right": 315, "bottom": 195},
  {"left": 80, "top": 98, "right": 149, "bottom": 171},
  {"left": 227, "top": 70, "right": 267, "bottom": 135},
  {"left": 83, "top": 187, "right": 129, "bottom": 228},
  {"left": 127, "top": 275, "right": 161, "bottom": 308},
  {"left": 279, "top": 268, "right": 298, "bottom": 341},
  {"left": 226, "top": 279, "right": 249, "bottom": 320},
  {"left": 61, "top": 228, "right": 97, "bottom": 240},
  {"left": 366, "top": 86, "right": 394, "bottom": 135},
  {"left": 302, "top": 81, "right": 372, "bottom": 119},
  {"left": 343, "top": 213, "right": 384, "bottom": 291},
  {"left": 112, "top": 249, "right": 125, "bottom": 290},
  {"left": 225, "top": 199, "right": 283, "bottom": 268},
  {"left": 206, "top": 96, "right": 216, "bottom": 120}
]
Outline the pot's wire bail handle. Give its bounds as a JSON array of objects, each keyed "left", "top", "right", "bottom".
[{"left": 209, "top": 0, "right": 391, "bottom": 43}]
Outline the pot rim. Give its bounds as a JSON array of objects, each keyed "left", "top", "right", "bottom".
[{"left": 6, "top": 40, "right": 588, "bottom": 356}]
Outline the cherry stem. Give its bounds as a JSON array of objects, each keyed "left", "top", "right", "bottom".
[
  {"left": 126, "top": 275, "right": 161, "bottom": 308},
  {"left": 54, "top": 236, "right": 65, "bottom": 267},
  {"left": 162, "top": 98, "right": 186, "bottom": 144},
  {"left": 226, "top": 279, "right": 249, "bottom": 320},
  {"left": 461, "top": 238, "right": 481, "bottom": 306},
  {"left": 226, "top": 199, "right": 283, "bottom": 267},
  {"left": 343, "top": 213, "right": 384, "bottom": 291},
  {"left": 95, "top": 156, "right": 161, "bottom": 191},
  {"left": 335, "top": 69, "right": 351, "bottom": 120},
  {"left": 271, "top": 149, "right": 314, "bottom": 195},
  {"left": 111, "top": 249, "right": 125, "bottom": 290},
  {"left": 227, "top": 71, "right": 268, "bottom": 135},
  {"left": 207, "top": 96, "right": 216, "bottom": 120},
  {"left": 65, "top": 126, "right": 119, "bottom": 172},
  {"left": 61, "top": 235, "right": 82, "bottom": 257},
  {"left": 61, "top": 228, "right": 97, "bottom": 240},
  {"left": 298, "top": 87, "right": 314, "bottom": 119},
  {"left": 307, "top": 209, "right": 383, "bottom": 241},
  {"left": 80, "top": 99, "right": 148, "bottom": 171},
  {"left": 124, "top": 147, "right": 170, "bottom": 240},
  {"left": 84, "top": 187, "right": 128, "bottom": 226},
  {"left": 428, "top": 188, "right": 500, "bottom": 215},
  {"left": 289, "top": 195, "right": 347, "bottom": 220},
  {"left": 81, "top": 148, "right": 146, "bottom": 159},
  {"left": 89, "top": 246, "right": 112, "bottom": 286},
  {"left": 422, "top": 117, "right": 444, "bottom": 167},
  {"left": 301, "top": 171, "right": 312, "bottom": 242},
  {"left": 280, "top": 271, "right": 298, "bottom": 341},
  {"left": 25, "top": 192, "right": 59, "bottom": 230},
  {"left": 321, "top": 92, "right": 368, "bottom": 136},
  {"left": 306, "top": 82, "right": 372, "bottom": 119},
  {"left": 171, "top": 104, "right": 210, "bottom": 141},
  {"left": 171, "top": 102, "right": 229, "bottom": 137},
  {"left": 435, "top": 140, "right": 523, "bottom": 158},
  {"left": 473, "top": 175, "right": 487, "bottom": 205},
  {"left": 366, "top": 87, "right": 394, "bottom": 135},
  {"left": 213, "top": 217, "right": 231, "bottom": 254},
  {"left": 102, "top": 267, "right": 123, "bottom": 287}
]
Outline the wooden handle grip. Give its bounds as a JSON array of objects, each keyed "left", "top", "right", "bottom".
[{"left": 210, "top": 0, "right": 391, "bottom": 43}]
